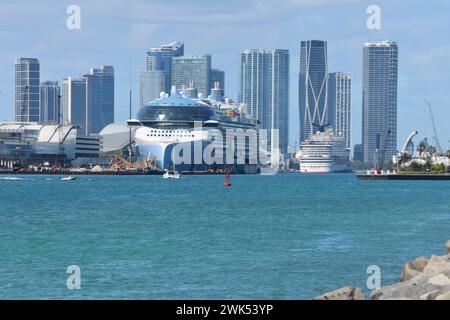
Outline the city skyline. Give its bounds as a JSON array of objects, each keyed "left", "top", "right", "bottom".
[{"left": 0, "top": 1, "right": 449, "bottom": 149}]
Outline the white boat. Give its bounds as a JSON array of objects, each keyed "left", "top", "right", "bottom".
[
  {"left": 297, "top": 129, "right": 352, "bottom": 174},
  {"left": 60, "top": 176, "right": 77, "bottom": 181},
  {"left": 163, "top": 170, "right": 180, "bottom": 179}
]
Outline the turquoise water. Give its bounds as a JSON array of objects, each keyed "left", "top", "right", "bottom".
[{"left": 0, "top": 173, "right": 449, "bottom": 299}]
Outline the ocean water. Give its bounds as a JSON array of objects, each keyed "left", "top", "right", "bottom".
[{"left": 0, "top": 173, "right": 449, "bottom": 299}]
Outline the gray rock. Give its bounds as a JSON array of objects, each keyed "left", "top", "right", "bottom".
[
  {"left": 446, "top": 240, "right": 450, "bottom": 255},
  {"left": 423, "top": 255, "right": 450, "bottom": 276},
  {"left": 314, "top": 286, "right": 365, "bottom": 300},
  {"left": 435, "top": 292, "right": 450, "bottom": 300},
  {"left": 420, "top": 290, "right": 441, "bottom": 300},
  {"left": 400, "top": 256, "right": 429, "bottom": 282}
]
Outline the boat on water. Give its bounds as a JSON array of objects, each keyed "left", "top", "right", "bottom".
[
  {"left": 296, "top": 129, "right": 352, "bottom": 174},
  {"left": 127, "top": 85, "right": 259, "bottom": 173},
  {"left": 163, "top": 169, "right": 181, "bottom": 179},
  {"left": 60, "top": 176, "right": 77, "bottom": 181}
]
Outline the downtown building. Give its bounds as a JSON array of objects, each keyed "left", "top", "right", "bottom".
[
  {"left": 328, "top": 72, "right": 352, "bottom": 149},
  {"left": 362, "top": 40, "right": 398, "bottom": 167},
  {"left": 298, "top": 40, "right": 329, "bottom": 143},
  {"left": 238, "top": 49, "right": 290, "bottom": 155},
  {"left": 14, "top": 57, "right": 40, "bottom": 122},
  {"left": 140, "top": 42, "right": 184, "bottom": 106},
  {"left": 62, "top": 65, "right": 114, "bottom": 136},
  {"left": 40, "top": 81, "right": 61, "bottom": 124},
  {"left": 172, "top": 54, "right": 212, "bottom": 98}
]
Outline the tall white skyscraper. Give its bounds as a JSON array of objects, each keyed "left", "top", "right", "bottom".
[
  {"left": 14, "top": 57, "right": 40, "bottom": 122},
  {"left": 238, "top": 49, "right": 290, "bottom": 154},
  {"left": 362, "top": 40, "right": 398, "bottom": 167},
  {"left": 328, "top": 72, "right": 352, "bottom": 149}
]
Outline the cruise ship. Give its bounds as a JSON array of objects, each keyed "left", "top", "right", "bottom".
[
  {"left": 297, "top": 129, "right": 351, "bottom": 173},
  {"left": 127, "top": 86, "right": 259, "bottom": 173}
]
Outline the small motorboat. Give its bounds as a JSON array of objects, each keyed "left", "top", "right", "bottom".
[
  {"left": 163, "top": 169, "right": 181, "bottom": 179},
  {"left": 60, "top": 176, "right": 77, "bottom": 181}
]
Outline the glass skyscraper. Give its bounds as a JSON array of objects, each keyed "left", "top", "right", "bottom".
[
  {"left": 14, "top": 57, "right": 40, "bottom": 122},
  {"left": 238, "top": 49, "right": 290, "bottom": 154},
  {"left": 84, "top": 65, "right": 115, "bottom": 134},
  {"left": 328, "top": 72, "right": 352, "bottom": 149},
  {"left": 62, "top": 65, "right": 114, "bottom": 135},
  {"left": 298, "top": 40, "right": 328, "bottom": 143},
  {"left": 362, "top": 40, "right": 398, "bottom": 167},
  {"left": 62, "top": 77, "right": 87, "bottom": 132},
  {"left": 140, "top": 71, "right": 165, "bottom": 107},
  {"left": 40, "top": 81, "right": 61, "bottom": 124},
  {"left": 146, "top": 41, "right": 184, "bottom": 94},
  {"left": 172, "top": 55, "right": 212, "bottom": 97}
]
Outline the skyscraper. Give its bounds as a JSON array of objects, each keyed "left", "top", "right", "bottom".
[
  {"left": 40, "top": 81, "right": 61, "bottom": 124},
  {"left": 61, "top": 65, "right": 114, "bottom": 135},
  {"left": 172, "top": 55, "right": 212, "bottom": 97},
  {"left": 14, "top": 57, "right": 40, "bottom": 122},
  {"left": 210, "top": 68, "right": 225, "bottom": 97},
  {"left": 298, "top": 40, "right": 328, "bottom": 143},
  {"left": 146, "top": 41, "right": 184, "bottom": 93},
  {"left": 62, "top": 77, "right": 87, "bottom": 132},
  {"left": 328, "top": 72, "right": 352, "bottom": 149},
  {"left": 238, "top": 49, "right": 290, "bottom": 154},
  {"left": 84, "top": 65, "right": 114, "bottom": 134},
  {"left": 362, "top": 40, "right": 398, "bottom": 167},
  {"left": 140, "top": 71, "right": 165, "bottom": 106}
]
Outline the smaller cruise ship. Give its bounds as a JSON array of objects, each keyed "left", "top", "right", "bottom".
[{"left": 297, "top": 129, "right": 352, "bottom": 173}]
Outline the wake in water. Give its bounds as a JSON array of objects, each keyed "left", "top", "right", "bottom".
[{"left": 0, "top": 177, "right": 24, "bottom": 181}]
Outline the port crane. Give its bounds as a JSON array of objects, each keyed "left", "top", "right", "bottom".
[{"left": 424, "top": 100, "right": 443, "bottom": 154}]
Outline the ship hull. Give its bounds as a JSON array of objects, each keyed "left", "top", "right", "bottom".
[{"left": 299, "top": 160, "right": 352, "bottom": 174}]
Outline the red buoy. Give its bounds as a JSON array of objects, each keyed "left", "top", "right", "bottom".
[{"left": 224, "top": 168, "right": 231, "bottom": 187}]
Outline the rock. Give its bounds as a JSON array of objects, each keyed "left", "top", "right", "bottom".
[
  {"left": 435, "top": 292, "right": 450, "bottom": 300},
  {"left": 446, "top": 240, "right": 450, "bottom": 255},
  {"left": 400, "top": 263, "right": 421, "bottom": 282},
  {"left": 371, "top": 272, "right": 450, "bottom": 300},
  {"left": 314, "top": 286, "right": 365, "bottom": 300},
  {"left": 420, "top": 290, "right": 441, "bottom": 300},
  {"left": 400, "top": 257, "right": 428, "bottom": 282},
  {"left": 423, "top": 255, "right": 450, "bottom": 276},
  {"left": 427, "top": 274, "right": 450, "bottom": 286}
]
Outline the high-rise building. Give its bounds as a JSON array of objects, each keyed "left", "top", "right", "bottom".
[
  {"left": 84, "top": 65, "right": 114, "bottom": 134},
  {"left": 210, "top": 68, "right": 225, "bottom": 97},
  {"left": 61, "top": 65, "right": 114, "bottom": 136},
  {"left": 328, "top": 72, "right": 352, "bottom": 149},
  {"left": 40, "top": 81, "right": 61, "bottom": 124},
  {"left": 172, "top": 55, "right": 212, "bottom": 97},
  {"left": 62, "top": 77, "right": 87, "bottom": 132},
  {"left": 362, "top": 40, "right": 398, "bottom": 167},
  {"left": 140, "top": 71, "right": 165, "bottom": 106},
  {"left": 298, "top": 40, "right": 328, "bottom": 143},
  {"left": 14, "top": 57, "right": 40, "bottom": 122},
  {"left": 238, "top": 49, "right": 290, "bottom": 154},
  {"left": 146, "top": 41, "right": 184, "bottom": 93},
  {"left": 353, "top": 144, "right": 363, "bottom": 162}
]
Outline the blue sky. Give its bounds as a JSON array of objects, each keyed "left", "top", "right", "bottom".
[{"left": 0, "top": 0, "right": 449, "bottom": 149}]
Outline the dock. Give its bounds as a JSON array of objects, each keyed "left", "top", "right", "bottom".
[{"left": 357, "top": 171, "right": 450, "bottom": 180}]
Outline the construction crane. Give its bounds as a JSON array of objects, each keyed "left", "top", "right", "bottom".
[
  {"left": 424, "top": 100, "right": 443, "bottom": 154},
  {"left": 375, "top": 130, "right": 391, "bottom": 174}
]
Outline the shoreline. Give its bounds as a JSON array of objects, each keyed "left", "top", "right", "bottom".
[{"left": 314, "top": 240, "right": 450, "bottom": 300}]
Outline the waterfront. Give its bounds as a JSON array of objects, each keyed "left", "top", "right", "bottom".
[{"left": 0, "top": 173, "right": 449, "bottom": 299}]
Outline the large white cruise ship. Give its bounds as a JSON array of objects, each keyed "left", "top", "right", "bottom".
[
  {"left": 127, "top": 87, "right": 259, "bottom": 173},
  {"left": 297, "top": 129, "right": 352, "bottom": 173}
]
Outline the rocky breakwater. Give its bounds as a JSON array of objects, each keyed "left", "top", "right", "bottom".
[{"left": 314, "top": 240, "right": 450, "bottom": 300}]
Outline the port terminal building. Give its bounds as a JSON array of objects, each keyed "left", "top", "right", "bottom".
[{"left": 0, "top": 122, "right": 100, "bottom": 168}]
